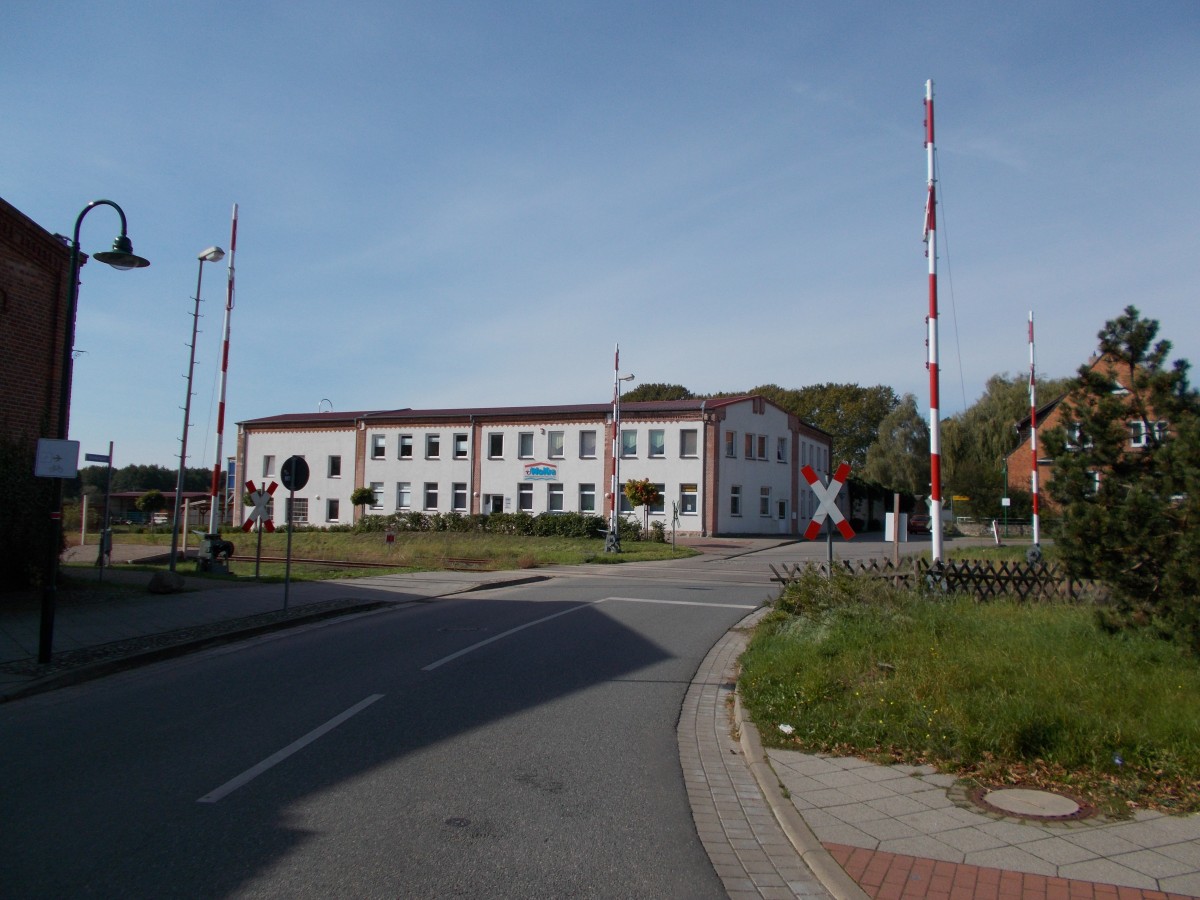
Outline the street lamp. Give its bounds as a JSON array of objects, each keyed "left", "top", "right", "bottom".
[
  {"left": 40, "top": 200, "right": 149, "bottom": 663},
  {"left": 606, "top": 372, "right": 636, "bottom": 553},
  {"left": 169, "top": 246, "right": 225, "bottom": 571}
]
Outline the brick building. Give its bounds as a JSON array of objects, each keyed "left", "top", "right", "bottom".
[
  {"left": 1005, "top": 354, "right": 1166, "bottom": 508},
  {"left": 0, "top": 196, "right": 76, "bottom": 447},
  {"left": 0, "top": 196, "right": 78, "bottom": 587}
]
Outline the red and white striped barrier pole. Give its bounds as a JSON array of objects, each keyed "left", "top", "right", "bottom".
[
  {"left": 208, "top": 203, "right": 238, "bottom": 532},
  {"left": 1028, "top": 311, "right": 1041, "bottom": 549},
  {"left": 924, "top": 80, "right": 944, "bottom": 563}
]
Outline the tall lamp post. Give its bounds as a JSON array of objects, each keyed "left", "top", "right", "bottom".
[
  {"left": 41, "top": 200, "right": 149, "bottom": 663},
  {"left": 169, "top": 246, "right": 225, "bottom": 571},
  {"left": 606, "top": 370, "right": 636, "bottom": 553}
]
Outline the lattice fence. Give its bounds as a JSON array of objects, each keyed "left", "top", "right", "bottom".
[{"left": 769, "top": 556, "right": 1109, "bottom": 603}]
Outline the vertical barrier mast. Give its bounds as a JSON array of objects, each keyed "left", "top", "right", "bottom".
[
  {"left": 208, "top": 203, "right": 238, "bottom": 532},
  {"left": 924, "top": 80, "right": 944, "bottom": 562},
  {"left": 1028, "top": 311, "right": 1041, "bottom": 549}
]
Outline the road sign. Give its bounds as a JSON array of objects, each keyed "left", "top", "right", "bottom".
[
  {"left": 243, "top": 480, "right": 277, "bottom": 532},
  {"left": 35, "top": 439, "right": 80, "bottom": 478},
  {"left": 280, "top": 456, "right": 309, "bottom": 491},
  {"left": 802, "top": 462, "right": 855, "bottom": 540}
]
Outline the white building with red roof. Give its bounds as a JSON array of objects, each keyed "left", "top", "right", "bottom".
[{"left": 237, "top": 395, "right": 832, "bottom": 536}]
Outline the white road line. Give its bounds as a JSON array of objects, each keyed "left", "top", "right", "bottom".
[
  {"left": 197, "top": 693, "right": 384, "bottom": 804},
  {"left": 422, "top": 595, "right": 758, "bottom": 672},
  {"left": 604, "top": 597, "right": 759, "bottom": 610},
  {"left": 421, "top": 602, "right": 598, "bottom": 671}
]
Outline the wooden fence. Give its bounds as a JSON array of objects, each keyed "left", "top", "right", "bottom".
[{"left": 769, "top": 556, "right": 1109, "bottom": 603}]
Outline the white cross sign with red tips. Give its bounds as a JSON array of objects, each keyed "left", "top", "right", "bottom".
[
  {"left": 802, "top": 463, "right": 855, "bottom": 540},
  {"left": 243, "top": 480, "right": 278, "bottom": 532}
]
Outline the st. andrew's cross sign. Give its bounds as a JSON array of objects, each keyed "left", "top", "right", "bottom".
[{"left": 802, "top": 463, "right": 856, "bottom": 541}]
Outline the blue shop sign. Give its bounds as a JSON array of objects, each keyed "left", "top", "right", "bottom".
[{"left": 524, "top": 463, "right": 557, "bottom": 481}]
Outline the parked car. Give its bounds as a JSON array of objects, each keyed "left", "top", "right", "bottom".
[{"left": 907, "top": 513, "right": 930, "bottom": 533}]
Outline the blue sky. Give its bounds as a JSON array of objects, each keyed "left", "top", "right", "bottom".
[{"left": 4, "top": 1, "right": 1197, "bottom": 467}]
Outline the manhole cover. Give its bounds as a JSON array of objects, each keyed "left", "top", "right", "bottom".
[{"left": 972, "top": 787, "right": 1093, "bottom": 821}]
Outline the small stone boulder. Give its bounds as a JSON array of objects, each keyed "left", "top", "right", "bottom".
[{"left": 148, "top": 570, "right": 186, "bottom": 594}]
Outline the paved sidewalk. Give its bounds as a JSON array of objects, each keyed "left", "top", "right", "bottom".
[{"left": 689, "top": 609, "right": 1200, "bottom": 899}]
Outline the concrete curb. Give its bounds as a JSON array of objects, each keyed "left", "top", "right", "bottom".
[
  {"left": 728, "top": 605, "right": 868, "bottom": 900},
  {"left": 0, "top": 600, "right": 391, "bottom": 704},
  {"left": 735, "top": 690, "right": 869, "bottom": 900}
]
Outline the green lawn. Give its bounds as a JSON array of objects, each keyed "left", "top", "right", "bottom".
[
  {"left": 86, "top": 530, "right": 695, "bottom": 580},
  {"left": 739, "top": 567, "right": 1200, "bottom": 817}
]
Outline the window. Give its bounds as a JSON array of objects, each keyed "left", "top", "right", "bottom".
[
  {"left": 1066, "top": 422, "right": 1091, "bottom": 451},
  {"left": 452, "top": 482, "right": 467, "bottom": 511},
  {"left": 730, "top": 485, "right": 742, "bottom": 517},
  {"left": 648, "top": 429, "right": 665, "bottom": 458},
  {"left": 426, "top": 434, "right": 441, "bottom": 459},
  {"left": 680, "top": 484, "right": 697, "bottom": 515},
  {"left": 579, "top": 483, "right": 596, "bottom": 513},
  {"left": 725, "top": 431, "right": 736, "bottom": 458},
  {"left": 760, "top": 486, "right": 771, "bottom": 516},
  {"left": 489, "top": 433, "right": 504, "bottom": 458},
  {"left": 744, "top": 433, "right": 755, "bottom": 459},
  {"left": 680, "top": 429, "right": 698, "bottom": 457},
  {"left": 518, "top": 483, "right": 533, "bottom": 511},
  {"left": 398, "top": 434, "right": 413, "bottom": 459},
  {"left": 548, "top": 483, "right": 564, "bottom": 512},
  {"left": 424, "top": 482, "right": 439, "bottom": 510},
  {"left": 778, "top": 500, "right": 787, "bottom": 521},
  {"left": 621, "top": 429, "right": 637, "bottom": 457},
  {"left": 579, "top": 430, "right": 597, "bottom": 458},
  {"left": 757, "top": 435, "right": 767, "bottom": 460},
  {"left": 262, "top": 455, "right": 275, "bottom": 478},
  {"left": 371, "top": 434, "right": 386, "bottom": 459},
  {"left": 777, "top": 437, "right": 787, "bottom": 462},
  {"left": 328, "top": 455, "right": 342, "bottom": 478},
  {"left": 453, "top": 433, "right": 468, "bottom": 459},
  {"left": 548, "top": 431, "right": 565, "bottom": 459},
  {"left": 650, "top": 483, "right": 665, "bottom": 515},
  {"left": 369, "top": 482, "right": 384, "bottom": 509},
  {"left": 326, "top": 498, "right": 340, "bottom": 521},
  {"left": 619, "top": 492, "right": 633, "bottom": 513},
  {"left": 397, "top": 482, "right": 412, "bottom": 510},
  {"left": 1129, "top": 420, "right": 1167, "bottom": 448},
  {"left": 287, "top": 497, "right": 308, "bottom": 524},
  {"left": 518, "top": 432, "right": 534, "bottom": 459}
]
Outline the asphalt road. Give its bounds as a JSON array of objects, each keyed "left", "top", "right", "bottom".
[{"left": 1, "top": 554, "right": 797, "bottom": 898}]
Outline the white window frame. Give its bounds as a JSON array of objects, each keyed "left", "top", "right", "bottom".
[
  {"left": 760, "top": 486, "right": 771, "bottom": 517},
  {"left": 517, "top": 482, "right": 533, "bottom": 511},
  {"left": 397, "top": 482, "right": 412, "bottom": 510},
  {"left": 326, "top": 498, "right": 340, "bottom": 522},
  {"left": 730, "top": 485, "right": 742, "bottom": 517},
  {"left": 547, "top": 482, "right": 564, "bottom": 512},
  {"left": 370, "top": 481, "right": 384, "bottom": 510},
  {"left": 424, "top": 482, "right": 439, "bottom": 510},
  {"left": 547, "top": 431, "right": 565, "bottom": 459},
  {"left": 262, "top": 455, "right": 275, "bottom": 478},
  {"left": 621, "top": 429, "right": 637, "bottom": 458},
  {"left": 371, "top": 434, "right": 386, "bottom": 459},
  {"left": 680, "top": 429, "right": 698, "bottom": 458},
  {"left": 452, "top": 482, "right": 467, "bottom": 511},
  {"left": 398, "top": 434, "right": 414, "bottom": 459},
  {"left": 579, "top": 483, "right": 596, "bottom": 513},
  {"left": 725, "top": 431, "right": 736, "bottom": 458},
  {"left": 425, "top": 434, "right": 441, "bottom": 459},
  {"left": 680, "top": 483, "right": 697, "bottom": 515},
  {"left": 518, "top": 432, "right": 534, "bottom": 459},
  {"left": 488, "top": 433, "right": 504, "bottom": 458},
  {"left": 579, "top": 430, "right": 597, "bottom": 458},
  {"left": 648, "top": 429, "right": 665, "bottom": 458},
  {"left": 453, "top": 433, "right": 469, "bottom": 459}
]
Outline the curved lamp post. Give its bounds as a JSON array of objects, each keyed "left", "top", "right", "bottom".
[
  {"left": 40, "top": 200, "right": 149, "bottom": 663},
  {"left": 169, "top": 246, "right": 225, "bottom": 571}
]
